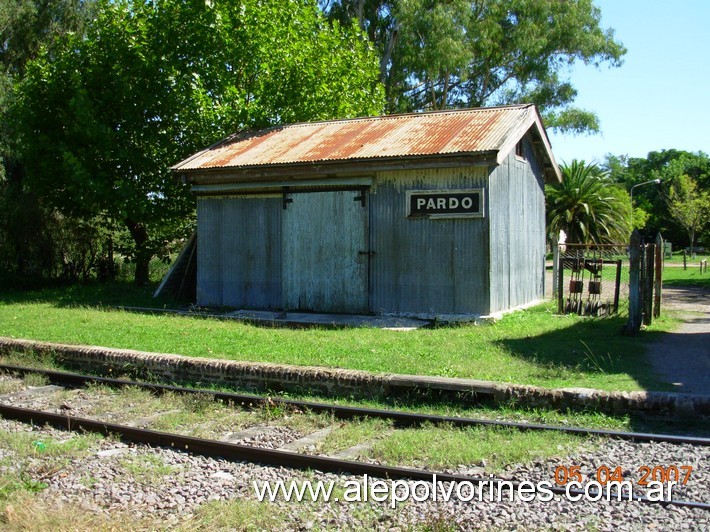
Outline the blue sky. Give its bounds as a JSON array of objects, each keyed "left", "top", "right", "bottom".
[{"left": 547, "top": 0, "right": 710, "bottom": 165}]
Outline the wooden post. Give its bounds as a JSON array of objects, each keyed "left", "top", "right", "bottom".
[
  {"left": 552, "top": 238, "right": 559, "bottom": 297},
  {"left": 626, "top": 230, "right": 642, "bottom": 335},
  {"left": 643, "top": 243, "right": 655, "bottom": 326},
  {"left": 682, "top": 250, "right": 687, "bottom": 270},
  {"left": 653, "top": 233, "right": 663, "bottom": 319},
  {"left": 557, "top": 256, "right": 564, "bottom": 313},
  {"left": 613, "top": 260, "right": 622, "bottom": 314}
]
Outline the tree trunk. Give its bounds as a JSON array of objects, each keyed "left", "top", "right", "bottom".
[
  {"left": 124, "top": 218, "right": 151, "bottom": 286},
  {"left": 689, "top": 228, "right": 695, "bottom": 256},
  {"left": 380, "top": 21, "right": 399, "bottom": 85},
  {"left": 354, "top": 0, "right": 365, "bottom": 32}
]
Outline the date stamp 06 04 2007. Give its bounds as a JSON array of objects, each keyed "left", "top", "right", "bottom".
[{"left": 553, "top": 464, "right": 694, "bottom": 501}]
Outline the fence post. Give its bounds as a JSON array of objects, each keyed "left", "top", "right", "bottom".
[
  {"left": 683, "top": 250, "right": 687, "bottom": 270},
  {"left": 557, "top": 255, "right": 564, "bottom": 313},
  {"left": 654, "top": 233, "right": 663, "bottom": 319},
  {"left": 625, "top": 230, "right": 642, "bottom": 335},
  {"left": 552, "top": 238, "right": 559, "bottom": 297},
  {"left": 643, "top": 243, "right": 655, "bottom": 326},
  {"left": 613, "top": 260, "right": 622, "bottom": 315}
]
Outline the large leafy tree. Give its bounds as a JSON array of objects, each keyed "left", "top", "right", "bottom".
[
  {"left": 1, "top": 0, "right": 93, "bottom": 179},
  {"left": 665, "top": 174, "right": 710, "bottom": 252},
  {"left": 1, "top": 0, "right": 94, "bottom": 282},
  {"left": 605, "top": 150, "right": 710, "bottom": 246},
  {"left": 323, "top": 0, "right": 625, "bottom": 134},
  {"left": 546, "top": 160, "right": 632, "bottom": 245},
  {"left": 16, "top": 0, "right": 384, "bottom": 285}
]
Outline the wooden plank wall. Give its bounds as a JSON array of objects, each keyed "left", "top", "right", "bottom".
[
  {"left": 197, "top": 196, "right": 282, "bottom": 308},
  {"left": 370, "top": 167, "right": 490, "bottom": 315},
  {"left": 282, "top": 191, "right": 368, "bottom": 313},
  {"left": 196, "top": 155, "right": 545, "bottom": 316},
  {"left": 488, "top": 137, "right": 546, "bottom": 313}
]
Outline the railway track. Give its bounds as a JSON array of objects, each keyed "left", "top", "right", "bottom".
[
  {"left": 0, "top": 363, "right": 708, "bottom": 521},
  {"left": 2, "top": 363, "right": 708, "bottom": 446}
]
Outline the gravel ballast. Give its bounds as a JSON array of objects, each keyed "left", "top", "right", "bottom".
[{"left": 1, "top": 419, "right": 706, "bottom": 530}]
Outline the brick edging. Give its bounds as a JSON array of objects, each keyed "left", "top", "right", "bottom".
[{"left": 1, "top": 337, "right": 708, "bottom": 417}]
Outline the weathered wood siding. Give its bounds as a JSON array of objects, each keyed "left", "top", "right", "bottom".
[
  {"left": 196, "top": 151, "right": 545, "bottom": 316},
  {"left": 370, "top": 167, "right": 490, "bottom": 315},
  {"left": 282, "top": 190, "right": 368, "bottom": 313},
  {"left": 488, "top": 137, "right": 546, "bottom": 313},
  {"left": 197, "top": 196, "right": 282, "bottom": 308}
]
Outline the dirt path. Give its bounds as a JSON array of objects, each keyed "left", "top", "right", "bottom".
[{"left": 647, "top": 285, "right": 710, "bottom": 395}]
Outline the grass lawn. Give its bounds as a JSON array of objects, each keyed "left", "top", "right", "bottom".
[
  {"left": 661, "top": 262, "right": 710, "bottom": 288},
  {"left": 0, "top": 282, "right": 678, "bottom": 393}
]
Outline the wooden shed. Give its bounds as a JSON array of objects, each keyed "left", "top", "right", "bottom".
[{"left": 170, "top": 104, "right": 561, "bottom": 318}]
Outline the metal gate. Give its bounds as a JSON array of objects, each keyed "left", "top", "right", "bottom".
[
  {"left": 556, "top": 244, "right": 626, "bottom": 316},
  {"left": 555, "top": 233, "right": 664, "bottom": 328},
  {"left": 282, "top": 190, "right": 369, "bottom": 313}
]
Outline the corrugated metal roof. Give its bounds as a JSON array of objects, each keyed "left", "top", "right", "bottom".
[{"left": 173, "top": 104, "right": 548, "bottom": 172}]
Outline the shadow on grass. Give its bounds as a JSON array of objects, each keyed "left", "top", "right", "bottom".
[
  {"left": 495, "top": 315, "right": 710, "bottom": 436},
  {"left": 2, "top": 286, "right": 707, "bottom": 437},
  {"left": 0, "top": 282, "right": 180, "bottom": 310},
  {"left": 661, "top": 271, "right": 710, "bottom": 289},
  {"left": 496, "top": 315, "right": 676, "bottom": 393},
  {"left": 3, "top": 285, "right": 676, "bottom": 395}
]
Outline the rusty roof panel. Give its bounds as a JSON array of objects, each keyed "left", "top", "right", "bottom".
[{"left": 174, "top": 104, "right": 539, "bottom": 171}]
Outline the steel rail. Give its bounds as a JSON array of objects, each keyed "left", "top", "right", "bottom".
[
  {"left": 1, "top": 363, "right": 709, "bottom": 447},
  {"left": 0, "top": 403, "right": 708, "bottom": 511}
]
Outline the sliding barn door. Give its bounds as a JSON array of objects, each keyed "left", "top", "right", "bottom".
[{"left": 282, "top": 190, "right": 368, "bottom": 313}]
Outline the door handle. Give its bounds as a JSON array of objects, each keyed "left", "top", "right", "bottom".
[{"left": 358, "top": 251, "right": 376, "bottom": 256}]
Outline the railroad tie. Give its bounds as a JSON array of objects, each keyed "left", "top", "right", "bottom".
[
  {"left": 0, "top": 385, "right": 64, "bottom": 402},
  {"left": 278, "top": 426, "right": 334, "bottom": 453},
  {"left": 221, "top": 425, "right": 281, "bottom": 443}
]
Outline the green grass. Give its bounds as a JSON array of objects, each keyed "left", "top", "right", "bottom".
[
  {"left": 0, "top": 429, "right": 102, "bottom": 463},
  {"left": 369, "top": 423, "right": 590, "bottom": 472},
  {"left": 317, "top": 418, "right": 393, "bottom": 456},
  {"left": 0, "top": 491, "right": 169, "bottom": 531},
  {"left": 185, "top": 499, "right": 287, "bottom": 531},
  {"left": 0, "top": 429, "right": 104, "bottom": 502},
  {"left": 662, "top": 251, "right": 710, "bottom": 287},
  {"left": 21, "top": 373, "right": 48, "bottom": 387},
  {"left": 661, "top": 263, "right": 710, "bottom": 288},
  {"left": 0, "top": 283, "right": 680, "bottom": 392},
  {"left": 118, "top": 453, "right": 180, "bottom": 485},
  {"left": 664, "top": 251, "right": 708, "bottom": 263}
]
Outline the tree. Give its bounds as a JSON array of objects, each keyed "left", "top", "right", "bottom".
[
  {"left": 665, "top": 174, "right": 710, "bottom": 253},
  {"left": 605, "top": 150, "right": 710, "bottom": 246},
  {"left": 0, "top": 0, "right": 95, "bottom": 283},
  {"left": 546, "top": 160, "right": 632, "bottom": 245},
  {"left": 320, "top": 0, "right": 398, "bottom": 84},
  {"left": 16, "top": 0, "right": 384, "bottom": 285},
  {"left": 1, "top": 0, "right": 93, "bottom": 174},
  {"left": 323, "top": 0, "right": 625, "bottom": 134}
]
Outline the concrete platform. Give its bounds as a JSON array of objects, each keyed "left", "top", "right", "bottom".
[
  {"left": 224, "top": 309, "right": 430, "bottom": 330},
  {"left": 111, "top": 305, "right": 431, "bottom": 330}
]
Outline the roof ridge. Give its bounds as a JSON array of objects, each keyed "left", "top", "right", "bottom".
[{"left": 280, "top": 104, "right": 532, "bottom": 129}]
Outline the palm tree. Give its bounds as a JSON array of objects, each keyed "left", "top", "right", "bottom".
[{"left": 546, "top": 160, "right": 632, "bottom": 244}]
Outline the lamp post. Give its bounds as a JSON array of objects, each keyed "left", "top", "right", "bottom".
[{"left": 630, "top": 178, "right": 661, "bottom": 203}]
